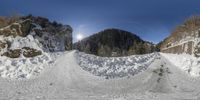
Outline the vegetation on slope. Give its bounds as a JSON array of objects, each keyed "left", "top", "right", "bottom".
[{"left": 74, "top": 29, "right": 156, "bottom": 57}]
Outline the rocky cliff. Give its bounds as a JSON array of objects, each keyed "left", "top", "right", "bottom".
[
  {"left": 74, "top": 29, "right": 156, "bottom": 57},
  {"left": 0, "top": 15, "right": 72, "bottom": 58}
]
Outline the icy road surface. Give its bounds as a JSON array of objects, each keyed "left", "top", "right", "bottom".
[{"left": 0, "top": 51, "right": 200, "bottom": 100}]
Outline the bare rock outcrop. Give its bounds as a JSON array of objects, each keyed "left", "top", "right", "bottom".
[{"left": 0, "top": 19, "right": 31, "bottom": 37}]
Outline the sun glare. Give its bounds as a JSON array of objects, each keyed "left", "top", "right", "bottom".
[{"left": 76, "top": 34, "right": 84, "bottom": 41}]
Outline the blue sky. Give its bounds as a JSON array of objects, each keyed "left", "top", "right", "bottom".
[{"left": 1, "top": 0, "right": 200, "bottom": 43}]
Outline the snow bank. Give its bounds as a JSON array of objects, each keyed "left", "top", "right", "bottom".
[
  {"left": 0, "top": 35, "right": 64, "bottom": 79},
  {"left": 0, "top": 20, "right": 73, "bottom": 79},
  {"left": 0, "top": 53, "right": 55, "bottom": 79},
  {"left": 161, "top": 53, "right": 200, "bottom": 77},
  {"left": 76, "top": 51, "right": 159, "bottom": 79}
]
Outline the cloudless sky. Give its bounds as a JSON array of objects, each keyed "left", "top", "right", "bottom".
[{"left": 1, "top": 0, "right": 200, "bottom": 43}]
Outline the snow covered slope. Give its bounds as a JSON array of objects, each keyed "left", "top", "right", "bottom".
[
  {"left": 76, "top": 51, "right": 159, "bottom": 79},
  {"left": 0, "top": 53, "right": 55, "bottom": 79},
  {"left": 161, "top": 53, "right": 200, "bottom": 77},
  {"left": 0, "top": 33, "right": 54, "bottom": 79},
  {"left": 0, "top": 16, "right": 72, "bottom": 79}
]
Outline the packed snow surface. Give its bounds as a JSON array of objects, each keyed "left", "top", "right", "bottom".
[
  {"left": 76, "top": 51, "right": 159, "bottom": 79},
  {"left": 161, "top": 53, "right": 200, "bottom": 77}
]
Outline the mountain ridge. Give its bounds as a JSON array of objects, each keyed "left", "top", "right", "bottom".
[{"left": 74, "top": 28, "right": 156, "bottom": 57}]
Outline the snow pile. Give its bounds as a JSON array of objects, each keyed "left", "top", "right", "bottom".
[
  {"left": 76, "top": 51, "right": 159, "bottom": 79},
  {"left": 0, "top": 34, "right": 65, "bottom": 79},
  {"left": 0, "top": 53, "right": 54, "bottom": 79},
  {"left": 161, "top": 53, "right": 200, "bottom": 77},
  {"left": 0, "top": 23, "right": 66, "bottom": 79}
]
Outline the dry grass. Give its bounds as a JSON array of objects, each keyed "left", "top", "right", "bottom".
[{"left": 0, "top": 15, "right": 20, "bottom": 28}]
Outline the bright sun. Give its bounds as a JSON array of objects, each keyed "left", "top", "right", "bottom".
[{"left": 76, "top": 34, "right": 84, "bottom": 41}]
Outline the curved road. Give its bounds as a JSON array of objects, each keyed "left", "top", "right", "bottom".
[{"left": 0, "top": 51, "right": 200, "bottom": 100}]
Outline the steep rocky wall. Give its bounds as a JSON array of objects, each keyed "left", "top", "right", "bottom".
[{"left": 26, "top": 15, "right": 73, "bottom": 51}]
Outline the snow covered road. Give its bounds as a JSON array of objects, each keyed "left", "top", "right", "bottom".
[{"left": 0, "top": 51, "right": 200, "bottom": 100}]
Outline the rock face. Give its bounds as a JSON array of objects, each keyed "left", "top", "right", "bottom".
[
  {"left": 0, "top": 15, "right": 73, "bottom": 58},
  {"left": 21, "top": 15, "right": 73, "bottom": 51},
  {"left": 2, "top": 49, "right": 21, "bottom": 58},
  {"left": 1, "top": 47, "right": 42, "bottom": 58},
  {"left": 0, "top": 19, "right": 32, "bottom": 37},
  {"left": 194, "top": 42, "right": 200, "bottom": 57},
  {"left": 74, "top": 29, "right": 156, "bottom": 57},
  {"left": 0, "top": 41, "right": 7, "bottom": 49},
  {"left": 22, "top": 47, "right": 42, "bottom": 58},
  {"left": 159, "top": 16, "right": 200, "bottom": 57}
]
